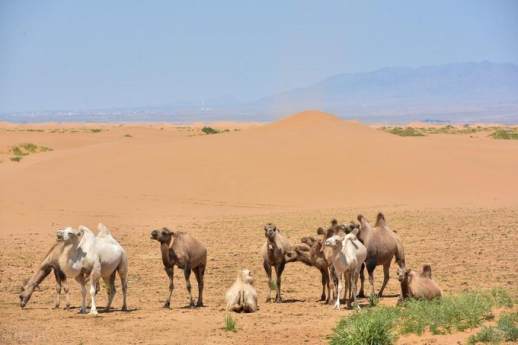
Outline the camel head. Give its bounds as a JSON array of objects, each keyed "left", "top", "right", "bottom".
[
  {"left": 397, "top": 267, "right": 413, "bottom": 283},
  {"left": 150, "top": 227, "right": 174, "bottom": 243},
  {"left": 56, "top": 227, "right": 83, "bottom": 243},
  {"left": 421, "top": 264, "right": 432, "bottom": 279},
  {"left": 330, "top": 218, "right": 338, "bottom": 227},
  {"left": 240, "top": 269, "right": 254, "bottom": 284},
  {"left": 264, "top": 223, "right": 278, "bottom": 241},
  {"left": 324, "top": 234, "right": 344, "bottom": 249},
  {"left": 19, "top": 284, "right": 32, "bottom": 308}
]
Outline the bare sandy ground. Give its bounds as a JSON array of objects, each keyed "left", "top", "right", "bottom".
[{"left": 1, "top": 111, "right": 517, "bottom": 344}]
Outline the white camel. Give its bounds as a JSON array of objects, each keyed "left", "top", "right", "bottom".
[
  {"left": 57, "top": 224, "right": 128, "bottom": 315},
  {"left": 324, "top": 232, "right": 367, "bottom": 310}
]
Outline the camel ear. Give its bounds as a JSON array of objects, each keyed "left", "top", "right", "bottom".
[
  {"left": 331, "top": 218, "right": 338, "bottom": 226},
  {"left": 316, "top": 227, "right": 325, "bottom": 235},
  {"left": 162, "top": 227, "right": 173, "bottom": 235},
  {"left": 421, "top": 265, "right": 432, "bottom": 278},
  {"left": 357, "top": 214, "right": 364, "bottom": 222}
]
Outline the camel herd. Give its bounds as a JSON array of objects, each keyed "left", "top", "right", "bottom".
[{"left": 19, "top": 213, "right": 442, "bottom": 316}]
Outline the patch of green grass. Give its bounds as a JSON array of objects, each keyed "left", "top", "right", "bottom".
[
  {"left": 468, "top": 312, "right": 517, "bottom": 344},
  {"left": 491, "top": 129, "right": 518, "bottom": 140},
  {"left": 269, "top": 281, "right": 277, "bottom": 291},
  {"left": 201, "top": 126, "right": 219, "bottom": 135},
  {"left": 10, "top": 156, "right": 22, "bottom": 162},
  {"left": 330, "top": 306, "right": 400, "bottom": 345},
  {"left": 224, "top": 314, "right": 237, "bottom": 332},
  {"left": 331, "top": 289, "right": 514, "bottom": 345},
  {"left": 383, "top": 127, "right": 425, "bottom": 137}
]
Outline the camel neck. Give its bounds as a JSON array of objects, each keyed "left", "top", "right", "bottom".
[{"left": 160, "top": 241, "right": 173, "bottom": 266}]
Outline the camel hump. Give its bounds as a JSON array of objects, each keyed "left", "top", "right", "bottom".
[
  {"left": 421, "top": 264, "right": 432, "bottom": 279},
  {"left": 375, "top": 212, "right": 386, "bottom": 227},
  {"left": 97, "top": 223, "right": 112, "bottom": 237}
]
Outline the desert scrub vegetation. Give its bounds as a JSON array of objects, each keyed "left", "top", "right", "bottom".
[
  {"left": 382, "top": 126, "right": 424, "bottom": 137},
  {"left": 9, "top": 143, "right": 53, "bottom": 162},
  {"left": 490, "top": 128, "right": 518, "bottom": 140},
  {"left": 330, "top": 289, "right": 513, "bottom": 345},
  {"left": 201, "top": 126, "right": 219, "bottom": 135}
]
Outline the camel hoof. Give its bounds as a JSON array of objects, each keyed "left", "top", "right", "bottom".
[
  {"left": 357, "top": 292, "right": 366, "bottom": 298},
  {"left": 121, "top": 305, "right": 128, "bottom": 312},
  {"left": 89, "top": 310, "right": 98, "bottom": 316},
  {"left": 265, "top": 298, "right": 272, "bottom": 303},
  {"left": 163, "top": 302, "right": 171, "bottom": 309},
  {"left": 196, "top": 302, "right": 204, "bottom": 308},
  {"left": 274, "top": 298, "right": 282, "bottom": 303},
  {"left": 64, "top": 304, "right": 70, "bottom": 310}
]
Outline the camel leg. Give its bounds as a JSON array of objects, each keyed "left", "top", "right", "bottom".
[
  {"left": 358, "top": 263, "right": 366, "bottom": 298},
  {"left": 194, "top": 265, "right": 205, "bottom": 307},
  {"left": 183, "top": 265, "right": 194, "bottom": 307},
  {"left": 163, "top": 266, "right": 174, "bottom": 308},
  {"left": 263, "top": 260, "right": 273, "bottom": 303},
  {"left": 334, "top": 275, "right": 342, "bottom": 310},
  {"left": 104, "top": 271, "right": 116, "bottom": 311},
  {"left": 53, "top": 269, "right": 62, "bottom": 309},
  {"left": 62, "top": 276, "right": 70, "bottom": 310},
  {"left": 89, "top": 278, "right": 99, "bottom": 315},
  {"left": 351, "top": 271, "right": 360, "bottom": 311},
  {"left": 77, "top": 276, "right": 87, "bottom": 314},
  {"left": 368, "top": 268, "right": 376, "bottom": 297},
  {"left": 320, "top": 268, "right": 327, "bottom": 301},
  {"left": 378, "top": 262, "right": 391, "bottom": 298},
  {"left": 274, "top": 262, "right": 285, "bottom": 303},
  {"left": 118, "top": 264, "right": 128, "bottom": 311}
]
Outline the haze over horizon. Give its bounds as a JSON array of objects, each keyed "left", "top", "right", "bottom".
[{"left": 1, "top": 1, "right": 518, "bottom": 119}]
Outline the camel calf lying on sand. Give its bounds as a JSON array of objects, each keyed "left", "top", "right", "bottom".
[
  {"left": 20, "top": 241, "right": 70, "bottom": 309},
  {"left": 261, "top": 223, "right": 298, "bottom": 303},
  {"left": 325, "top": 232, "right": 367, "bottom": 310},
  {"left": 150, "top": 227, "right": 207, "bottom": 308},
  {"left": 58, "top": 224, "right": 128, "bottom": 314},
  {"left": 225, "top": 269, "right": 258, "bottom": 313},
  {"left": 398, "top": 264, "right": 442, "bottom": 300}
]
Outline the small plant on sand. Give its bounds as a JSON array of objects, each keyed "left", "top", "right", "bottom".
[
  {"left": 201, "top": 126, "right": 219, "bottom": 135},
  {"left": 124, "top": 134, "right": 133, "bottom": 137},
  {"left": 368, "top": 293, "right": 380, "bottom": 307},
  {"left": 90, "top": 128, "right": 102, "bottom": 133},
  {"left": 10, "top": 156, "right": 22, "bottom": 162},
  {"left": 269, "top": 281, "right": 277, "bottom": 291},
  {"left": 224, "top": 314, "right": 237, "bottom": 332}
]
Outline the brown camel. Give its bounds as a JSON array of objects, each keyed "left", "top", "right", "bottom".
[
  {"left": 151, "top": 227, "right": 207, "bottom": 308},
  {"left": 19, "top": 241, "right": 70, "bottom": 309},
  {"left": 293, "top": 236, "right": 331, "bottom": 302},
  {"left": 357, "top": 213, "right": 406, "bottom": 298},
  {"left": 398, "top": 264, "right": 442, "bottom": 300},
  {"left": 261, "top": 223, "right": 297, "bottom": 303}
]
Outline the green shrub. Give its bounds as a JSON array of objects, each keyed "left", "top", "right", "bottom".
[
  {"left": 497, "top": 312, "right": 518, "bottom": 342},
  {"left": 331, "top": 307, "right": 399, "bottom": 345},
  {"left": 224, "top": 314, "right": 237, "bottom": 332},
  {"left": 468, "top": 326, "right": 503, "bottom": 344},
  {"left": 10, "top": 156, "right": 22, "bottom": 162},
  {"left": 467, "top": 312, "right": 517, "bottom": 344},
  {"left": 384, "top": 127, "right": 425, "bottom": 137},
  {"left": 201, "top": 126, "right": 219, "bottom": 135},
  {"left": 491, "top": 129, "right": 518, "bottom": 140},
  {"left": 368, "top": 293, "right": 380, "bottom": 307}
]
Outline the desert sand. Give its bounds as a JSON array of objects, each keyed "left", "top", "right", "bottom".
[{"left": 1, "top": 110, "right": 517, "bottom": 344}]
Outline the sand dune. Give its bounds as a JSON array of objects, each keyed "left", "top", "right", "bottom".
[{"left": 1, "top": 110, "right": 518, "bottom": 233}]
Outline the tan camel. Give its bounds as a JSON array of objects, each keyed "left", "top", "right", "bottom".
[
  {"left": 398, "top": 264, "right": 442, "bottom": 300},
  {"left": 150, "top": 227, "right": 207, "bottom": 308},
  {"left": 19, "top": 241, "right": 70, "bottom": 309},
  {"left": 293, "top": 236, "right": 331, "bottom": 302},
  {"left": 357, "top": 213, "right": 406, "bottom": 298},
  {"left": 225, "top": 269, "right": 258, "bottom": 313},
  {"left": 261, "top": 223, "right": 297, "bottom": 303}
]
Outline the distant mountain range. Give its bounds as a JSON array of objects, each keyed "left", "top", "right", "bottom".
[{"left": 3, "top": 62, "right": 518, "bottom": 123}]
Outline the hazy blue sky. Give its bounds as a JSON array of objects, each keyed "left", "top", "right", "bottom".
[{"left": 1, "top": 0, "right": 517, "bottom": 112}]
